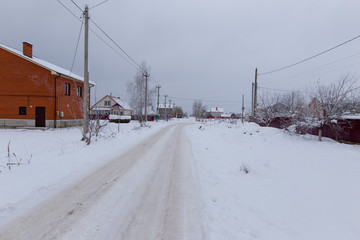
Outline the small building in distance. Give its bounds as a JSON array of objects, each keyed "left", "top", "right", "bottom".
[
  {"left": 158, "top": 103, "right": 174, "bottom": 119},
  {"left": 90, "top": 95, "right": 133, "bottom": 119},
  {"left": 205, "top": 107, "right": 224, "bottom": 118}
]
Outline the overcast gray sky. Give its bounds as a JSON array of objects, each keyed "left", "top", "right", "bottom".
[{"left": 1, "top": 0, "right": 360, "bottom": 114}]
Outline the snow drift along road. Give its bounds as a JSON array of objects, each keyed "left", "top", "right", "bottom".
[{"left": 0, "top": 123, "right": 205, "bottom": 240}]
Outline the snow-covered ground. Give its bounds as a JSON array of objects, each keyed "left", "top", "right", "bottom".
[
  {"left": 1, "top": 119, "right": 359, "bottom": 239},
  {"left": 0, "top": 120, "right": 174, "bottom": 223},
  {"left": 187, "top": 120, "right": 360, "bottom": 240}
]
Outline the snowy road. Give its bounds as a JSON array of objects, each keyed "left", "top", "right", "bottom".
[{"left": 0, "top": 123, "right": 205, "bottom": 240}]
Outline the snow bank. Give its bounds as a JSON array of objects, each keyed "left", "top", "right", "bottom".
[{"left": 186, "top": 120, "right": 360, "bottom": 240}]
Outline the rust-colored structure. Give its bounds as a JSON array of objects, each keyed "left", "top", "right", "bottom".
[{"left": 0, "top": 42, "right": 93, "bottom": 128}]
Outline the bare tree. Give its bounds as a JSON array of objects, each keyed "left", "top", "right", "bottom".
[
  {"left": 174, "top": 106, "right": 184, "bottom": 118},
  {"left": 126, "top": 62, "right": 156, "bottom": 123},
  {"left": 256, "top": 91, "right": 285, "bottom": 126},
  {"left": 192, "top": 100, "right": 206, "bottom": 121},
  {"left": 302, "top": 75, "right": 360, "bottom": 141}
]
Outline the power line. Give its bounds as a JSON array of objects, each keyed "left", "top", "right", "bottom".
[
  {"left": 259, "top": 34, "right": 360, "bottom": 76},
  {"left": 90, "top": 18, "right": 141, "bottom": 68},
  {"left": 149, "top": 76, "right": 161, "bottom": 86},
  {"left": 168, "top": 95, "right": 243, "bottom": 103},
  {"left": 258, "top": 86, "right": 314, "bottom": 94},
  {"left": 70, "top": 0, "right": 83, "bottom": 12},
  {"left": 70, "top": 16, "right": 84, "bottom": 75},
  {"left": 261, "top": 51, "right": 360, "bottom": 85},
  {"left": 55, "top": 0, "right": 82, "bottom": 19},
  {"left": 90, "top": 29, "right": 139, "bottom": 68},
  {"left": 56, "top": 0, "right": 166, "bottom": 94},
  {"left": 55, "top": 0, "right": 139, "bottom": 69},
  {"left": 90, "top": 0, "right": 110, "bottom": 9}
]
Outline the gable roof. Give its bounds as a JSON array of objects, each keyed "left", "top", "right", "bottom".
[
  {"left": 111, "top": 96, "right": 132, "bottom": 110},
  {"left": 207, "top": 107, "right": 224, "bottom": 113},
  {"left": 0, "top": 42, "right": 94, "bottom": 84},
  {"left": 91, "top": 95, "right": 133, "bottom": 111}
]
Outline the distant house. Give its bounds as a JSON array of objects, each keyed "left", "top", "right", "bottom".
[
  {"left": 206, "top": 107, "right": 224, "bottom": 118},
  {"left": 90, "top": 95, "right": 133, "bottom": 118},
  {"left": 158, "top": 103, "right": 174, "bottom": 119},
  {"left": 0, "top": 42, "right": 94, "bottom": 128},
  {"left": 308, "top": 98, "right": 324, "bottom": 119}
]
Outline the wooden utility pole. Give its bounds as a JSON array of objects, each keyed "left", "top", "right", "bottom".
[
  {"left": 169, "top": 99, "right": 172, "bottom": 118},
  {"left": 82, "top": 5, "right": 90, "bottom": 140},
  {"left": 242, "top": 94, "right": 245, "bottom": 123},
  {"left": 143, "top": 72, "right": 149, "bottom": 122},
  {"left": 291, "top": 91, "right": 295, "bottom": 113},
  {"left": 164, "top": 94, "right": 168, "bottom": 121},
  {"left": 251, "top": 82, "right": 254, "bottom": 117},
  {"left": 156, "top": 85, "right": 161, "bottom": 115},
  {"left": 254, "top": 68, "right": 258, "bottom": 116}
]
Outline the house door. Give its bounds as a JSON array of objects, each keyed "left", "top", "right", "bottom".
[{"left": 35, "top": 107, "right": 46, "bottom": 127}]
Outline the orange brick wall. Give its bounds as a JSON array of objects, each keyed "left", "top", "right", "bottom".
[{"left": 0, "top": 47, "right": 85, "bottom": 125}]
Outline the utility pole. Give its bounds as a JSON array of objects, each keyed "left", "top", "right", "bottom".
[
  {"left": 254, "top": 68, "right": 258, "bottom": 117},
  {"left": 156, "top": 85, "right": 161, "bottom": 116},
  {"left": 143, "top": 71, "right": 149, "bottom": 122},
  {"left": 82, "top": 5, "right": 90, "bottom": 141},
  {"left": 164, "top": 94, "right": 168, "bottom": 121},
  {"left": 291, "top": 91, "right": 295, "bottom": 113},
  {"left": 169, "top": 99, "right": 172, "bottom": 119},
  {"left": 251, "top": 82, "right": 254, "bottom": 117},
  {"left": 242, "top": 94, "right": 245, "bottom": 123}
]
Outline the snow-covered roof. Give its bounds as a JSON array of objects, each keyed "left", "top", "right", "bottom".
[
  {"left": 0, "top": 43, "right": 95, "bottom": 85},
  {"left": 158, "top": 103, "right": 174, "bottom": 109},
  {"left": 111, "top": 96, "right": 132, "bottom": 110},
  {"left": 208, "top": 107, "right": 224, "bottom": 113}
]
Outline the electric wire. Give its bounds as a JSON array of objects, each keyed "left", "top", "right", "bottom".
[
  {"left": 56, "top": 0, "right": 82, "bottom": 19},
  {"left": 262, "top": 51, "right": 360, "bottom": 85},
  {"left": 55, "top": 0, "right": 139, "bottom": 69},
  {"left": 168, "top": 96, "right": 243, "bottom": 103},
  {"left": 70, "top": 16, "right": 84, "bottom": 75},
  {"left": 257, "top": 86, "right": 315, "bottom": 94},
  {"left": 90, "top": 29, "right": 139, "bottom": 69},
  {"left": 259, "top": 34, "right": 360, "bottom": 76},
  {"left": 90, "top": 18, "right": 141, "bottom": 68},
  {"left": 56, "top": 0, "right": 164, "bottom": 95},
  {"left": 90, "top": 0, "right": 109, "bottom": 9},
  {"left": 70, "top": 0, "right": 83, "bottom": 12},
  {"left": 149, "top": 76, "right": 161, "bottom": 86}
]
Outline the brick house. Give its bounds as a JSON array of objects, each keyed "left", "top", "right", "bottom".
[{"left": 0, "top": 42, "right": 94, "bottom": 128}]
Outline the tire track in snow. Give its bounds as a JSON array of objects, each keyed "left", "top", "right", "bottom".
[{"left": 0, "top": 123, "right": 205, "bottom": 240}]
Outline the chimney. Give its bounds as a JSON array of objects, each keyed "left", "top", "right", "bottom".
[{"left": 23, "top": 42, "right": 33, "bottom": 58}]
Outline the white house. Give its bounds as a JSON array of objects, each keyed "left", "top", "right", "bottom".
[
  {"left": 91, "top": 95, "right": 133, "bottom": 116},
  {"left": 206, "top": 107, "right": 224, "bottom": 118}
]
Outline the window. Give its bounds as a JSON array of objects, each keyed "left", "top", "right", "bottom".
[
  {"left": 77, "top": 86, "right": 82, "bottom": 97},
  {"left": 19, "top": 107, "right": 26, "bottom": 115},
  {"left": 104, "top": 100, "right": 111, "bottom": 106},
  {"left": 65, "top": 83, "right": 70, "bottom": 96}
]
